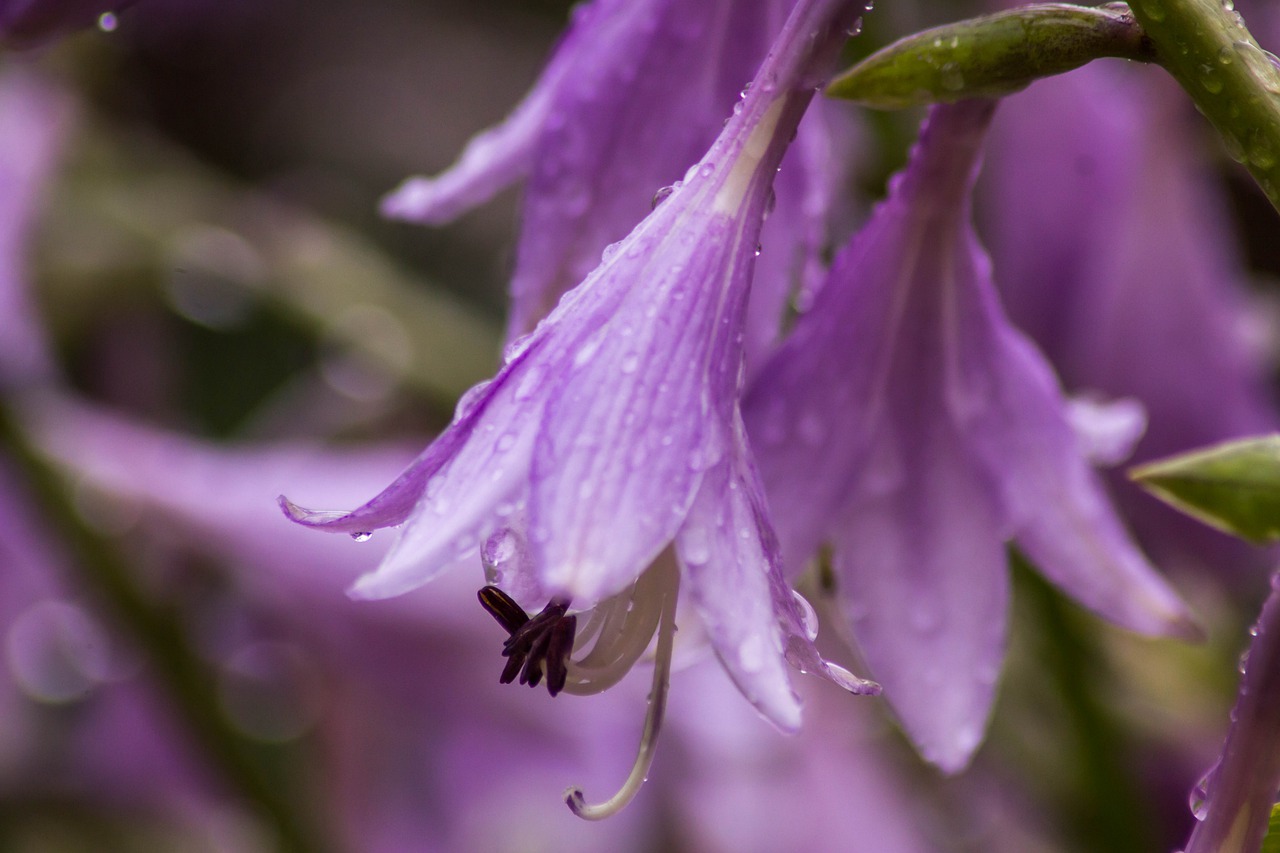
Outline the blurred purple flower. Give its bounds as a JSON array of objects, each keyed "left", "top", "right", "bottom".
[
  {"left": 286, "top": 0, "right": 876, "bottom": 816},
  {"left": 744, "top": 99, "right": 1197, "bottom": 772},
  {"left": 382, "top": 0, "right": 857, "bottom": 367},
  {"left": 0, "top": 0, "right": 133, "bottom": 46},
  {"left": 1183, "top": 573, "right": 1280, "bottom": 853},
  {"left": 0, "top": 65, "right": 70, "bottom": 387},
  {"left": 982, "top": 66, "right": 1278, "bottom": 572},
  {"left": 33, "top": 394, "right": 963, "bottom": 851}
]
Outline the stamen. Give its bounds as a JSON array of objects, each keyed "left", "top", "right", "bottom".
[
  {"left": 478, "top": 585, "right": 530, "bottom": 634},
  {"left": 479, "top": 587, "right": 578, "bottom": 696},
  {"left": 564, "top": 558, "right": 678, "bottom": 821},
  {"left": 561, "top": 554, "right": 669, "bottom": 696}
]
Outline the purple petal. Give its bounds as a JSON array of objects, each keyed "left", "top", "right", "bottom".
[
  {"left": 676, "top": 434, "right": 804, "bottom": 732},
  {"left": 984, "top": 67, "right": 1278, "bottom": 571},
  {"left": 378, "top": 27, "right": 553, "bottom": 222},
  {"left": 831, "top": 423, "right": 1009, "bottom": 772},
  {"left": 954, "top": 292, "right": 1199, "bottom": 638},
  {"left": 1184, "top": 574, "right": 1280, "bottom": 853}
]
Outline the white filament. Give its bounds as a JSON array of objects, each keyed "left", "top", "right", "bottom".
[{"left": 563, "top": 559, "right": 678, "bottom": 820}]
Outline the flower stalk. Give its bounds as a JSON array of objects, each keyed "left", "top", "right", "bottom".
[{"left": 1124, "top": 0, "right": 1280, "bottom": 212}]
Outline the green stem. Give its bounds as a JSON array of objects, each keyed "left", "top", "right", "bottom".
[
  {"left": 1128, "top": 0, "right": 1280, "bottom": 212},
  {"left": 0, "top": 399, "right": 331, "bottom": 853}
]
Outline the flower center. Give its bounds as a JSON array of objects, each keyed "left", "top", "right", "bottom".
[
  {"left": 477, "top": 587, "right": 577, "bottom": 695},
  {"left": 476, "top": 555, "right": 681, "bottom": 820}
]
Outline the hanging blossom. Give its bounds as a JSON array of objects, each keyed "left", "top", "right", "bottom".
[
  {"left": 284, "top": 0, "right": 877, "bottom": 819},
  {"left": 1182, "top": 573, "right": 1280, "bottom": 853},
  {"left": 743, "top": 99, "right": 1198, "bottom": 772},
  {"left": 381, "top": 0, "right": 857, "bottom": 369},
  {"left": 982, "top": 66, "right": 1278, "bottom": 574}
]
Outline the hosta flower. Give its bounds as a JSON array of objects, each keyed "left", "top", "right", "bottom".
[
  {"left": 982, "top": 66, "right": 1278, "bottom": 571},
  {"left": 744, "top": 99, "right": 1197, "bottom": 772},
  {"left": 1184, "top": 574, "right": 1280, "bottom": 853},
  {"left": 286, "top": 0, "right": 875, "bottom": 819},
  {"left": 382, "top": 0, "right": 856, "bottom": 367}
]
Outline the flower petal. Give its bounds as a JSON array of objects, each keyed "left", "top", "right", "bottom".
[
  {"left": 676, "top": 438, "right": 803, "bottom": 732},
  {"left": 529, "top": 215, "right": 733, "bottom": 602},
  {"left": 283, "top": 347, "right": 550, "bottom": 599},
  {"left": 379, "top": 67, "right": 546, "bottom": 224},
  {"left": 956, "top": 301, "right": 1199, "bottom": 638},
  {"left": 831, "top": 425, "right": 1009, "bottom": 772}
]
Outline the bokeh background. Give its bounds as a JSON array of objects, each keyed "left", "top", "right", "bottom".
[{"left": 3, "top": 1, "right": 1280, "bottom": 850}]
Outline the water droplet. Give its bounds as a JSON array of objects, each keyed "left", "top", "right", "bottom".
[
  {"left": 682, "top": 528, "right": 711, "bottom": 566},
  {"left": 620, "top": 353, "right": 639, "bottom": 374},
  {"left": 97, "top": 12, "right": 118, "bottom": 31},
  {"left": 1189, "top": 768, "right": 1214, "bottom": 820},
  {"left": 1234, "top": 41, "right": 1280, "bottom": 94},
  {"left": 1222, "top": 130, "right": 1247, "bottom": 163},
  {"left": 763, "top": 188, "right": 777, "bottom": 219},
  {"left": 651, "top": 184, "right": 677, "bottom": 209},
  {"left": 503, "top": 332, "right": 535, "bottom": 364},
  {"left": 1249, "top": 141, "right": 1277, "bottom": 169},
  {"left": 1218, "top": 45, "right": 1235, "bottom": 66},
  {"left": 753, "top": 243, "right": 762, "bottom": 257},
  {"left": 791, "top": 591, "right": 819, "bottom": 641},
  {"left": 573, "top": 338, "right": 602, "bottom": 367},
  {"left": 1201, "top": 66, "right": 1224, "bottom": 93},
  {"left": 496, "top": 432, "right": 517, "bottom": 452},
  {"left": 454, "top": 380, "right": 491, "bottom": 419},
  {"left": 349, "top": 531, "right": 373, "bottom": 542},
  {"left": 601, "top": 241, "right": 623, "bottom": 263},
  {"left": 824, "top": 662, "right": 878, "bottom": 694}
]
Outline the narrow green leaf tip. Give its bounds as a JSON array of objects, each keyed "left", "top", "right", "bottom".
[
  {"left": 1262, "top": 802, "right": 1280, "bottom": 853},
  {"left": 1130, "top": 435, "right": 1280, "bottom": 544},
  {"left": 827, "top": 2, "right": 1156, "bottom": 109}
]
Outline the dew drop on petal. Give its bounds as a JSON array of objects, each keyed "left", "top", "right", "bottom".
[
  {"left": 791, "top": 591, "right": 819, "bottom": 641},
  {"left": 349, "top": 531, "right": 373, "bottom": 542},
  {"left": 682, "top": 527, "right": 711, "bottom": 566},
  {"left": 824, "top": 662, "right": 879, "bottom": 694},
  {"left": 651, "top": 185, "right": 676, "bottom": 209},
  {"left": 1189, "top": 768, "right": 1213, "bottom": 820},
  {"left": 503, "top": 332, "right": 535, "bottom": 364},
  {"left": 454, "top": 380, "right": 491, "bottom": 419}
]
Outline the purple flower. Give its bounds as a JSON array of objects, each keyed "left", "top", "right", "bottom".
[
  {"left": 744, "top": 99, "right": 1198, "bottom": 772},
  {"left": 382, "top": 0, "right": 856, "bottom": 367},
  {"left": 982, "top": 66, "right": 1278, "bottom": 572},
  {"left": 1183, "top": 573, "right": 1280, "bottom": 853},
  {"left": 286, "top": 0, "right": 876, "bottom": 819}
]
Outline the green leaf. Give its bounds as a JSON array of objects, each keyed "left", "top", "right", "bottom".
[
  {"left": 1262, "top": 802, "right": 1280, "bottom": 853},
  {"left": 1130, "top": 435, "right": 1280, "bottom": 544},
  {"left": 827, "top": 3, "right": 1156, "bottom": 109}
]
